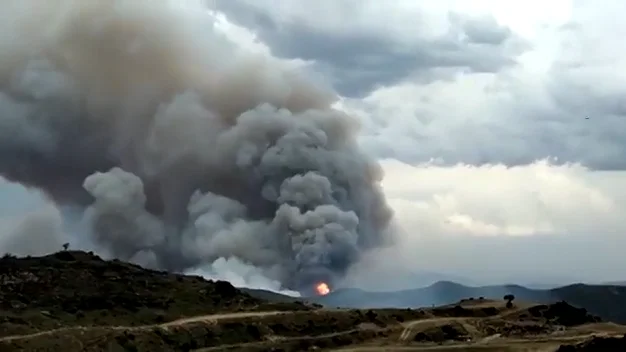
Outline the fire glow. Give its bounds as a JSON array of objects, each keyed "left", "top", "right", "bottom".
[{"left": 315, "top": 282, "right": 330, "bottom": 296}]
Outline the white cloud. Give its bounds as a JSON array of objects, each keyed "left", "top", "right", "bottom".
[
  {"left": 214, "top": 0, "right": 626, "bottom": 168},
  {"left": 216, "top": 0, "right": 526, "bottom": 97},
  {"left": 325, "top": 0, "right": 626, "bottom": 170},
  {"left": 344, "top": 160, "right": 626, "bottom": 288},
  {"left": 381, "top": 159, "right": 620, "bottom": 238}
]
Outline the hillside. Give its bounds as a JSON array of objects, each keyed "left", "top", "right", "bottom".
[
  {"left": 0, "top": 251, "right": 625, "bottom": 351},
  {"left": 0, "top": 251, "right": 310, "bottom": 337},
  {"left": 310, "top": 281, "right": 626, "bottom": 324}
]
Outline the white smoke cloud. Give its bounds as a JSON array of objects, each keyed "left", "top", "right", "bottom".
[
  {"left": 186, "top": 257, "right": 301, "bottom": 297},
  {"left": 0, "top": 206, "right": 65, "bottom": 257}
]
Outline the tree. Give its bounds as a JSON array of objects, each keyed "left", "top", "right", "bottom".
[
  {"left": 503, "top": 294, "right": 515, "bottom": 308},
  {"left": 62, "top": 243, "right": 69, "bottom": 251}
]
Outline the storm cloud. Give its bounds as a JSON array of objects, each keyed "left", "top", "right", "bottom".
[{"left": 215, "top": 0, "right": 526, "bottom": 97}]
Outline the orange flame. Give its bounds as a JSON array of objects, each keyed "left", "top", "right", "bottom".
[{"left": 315, "top": 282, "right": 330, "bottom": 296}]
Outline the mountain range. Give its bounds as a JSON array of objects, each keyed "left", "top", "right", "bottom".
[{"left": 294, "top": 281, "right": 626, "bottom": 324}]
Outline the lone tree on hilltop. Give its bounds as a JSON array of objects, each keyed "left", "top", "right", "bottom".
[
  {"left": 62, "top": 243, "right": 69, "bottom": 251},
  {"left": 504, "top": 294, "right": 515, "bottom": 308}
]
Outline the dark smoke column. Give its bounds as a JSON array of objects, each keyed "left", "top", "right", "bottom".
[{"left": 0, "top": 0, "right": 394, "bottom": 292}]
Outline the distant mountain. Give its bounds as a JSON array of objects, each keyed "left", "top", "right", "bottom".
[
  {"left": 339, "top": 268, "right": 479, "bottom": 291},
  {"left": 603, "top": 281, "right": 626, "bottom": 286},
  {"left": 309, "top": 281, "right": 549, "bottom": 309},
  {"left": 521, "top": 283, "right": 565, "bottom": 290},
  {"left": 306, "top": 281, "right": 626, "bottom": 324}
]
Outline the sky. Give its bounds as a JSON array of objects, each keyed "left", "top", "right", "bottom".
[{"left": 1, "top": 0, "right": 625, "bottom": 289}]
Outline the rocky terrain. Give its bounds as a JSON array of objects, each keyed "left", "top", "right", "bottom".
[{"left": 0, "top": 251, "right": 624, "bottom": 351}]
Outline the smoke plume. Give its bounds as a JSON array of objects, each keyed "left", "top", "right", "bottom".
[{"left": 0, "top": 0, "right": 393, "bottom": 292}]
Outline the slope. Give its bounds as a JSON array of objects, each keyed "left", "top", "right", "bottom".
[{"left": 0, "top": 251, "right": 310, "bottom": 337}]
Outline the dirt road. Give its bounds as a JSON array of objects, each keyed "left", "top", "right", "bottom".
[
  {"left": 334, "top": 331, "right": 621, "bottom": 351},
  {"left": 0, "top": 310, "right": 289, "bottom": 342}
]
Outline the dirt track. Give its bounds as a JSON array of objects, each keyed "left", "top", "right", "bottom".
[
  {"left": 0, "top": 310, "right": 289, "bottom": 342},
  {"left": 2, "top": 307, "right": 624, "bottom": 351},
  {"left": 397, "top": 304, "right": 531, "bottom": 342},
  {"left": 193, "top": 328, "right": 370, "bottom": 352},
  {"left": 336, "top": 325, "right": 624, "bottom": 351},
  {"left": 336, "top": 332, "right": 621, "bottom": 351}
]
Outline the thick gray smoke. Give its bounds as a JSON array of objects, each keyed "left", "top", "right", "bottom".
[{"left": 0, "top": 1, "right": 393, "bottom": 292}]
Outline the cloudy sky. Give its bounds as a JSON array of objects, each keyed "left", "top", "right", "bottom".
[
  {"left": 1, "top": 0, "right": 625, "bottom": 289},
  {"left": 210, "top": 0, "right": 626, "bottom": 287}
]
